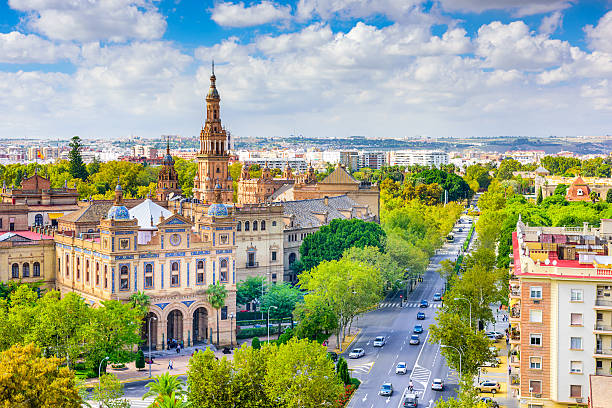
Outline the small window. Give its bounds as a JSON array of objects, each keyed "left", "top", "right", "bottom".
[
  {"left": 253, "top": 220, "right": 258, "bottom": 231},
  {"left": 529, "top": 380, "right": 542, "bottom": 394},
  {"left": 577, "top": 189, "right": 584, "bottom": 196},
  {"left": 11, "top": 263, "right": 19, "bottom": 278},
  {"left": 271, "top": 251, "right": 277, "bottom": 261},
  {"left": 245, "top": 221, "right": 250, "bottom": 231},
  {"left": 22, "top": 262, "right": 30, "bottom": 278},
  {"left": 530, "top": 334, "right": 542, "bottom": 346},
  {"left": 529, "top": 357, "right": 542, "bottom": 369},
  {"left": 570, "top": 289, "right": 583, "bottom": 302},
  {"left": 570, "top": 337, "right": 582, "bottom": 350},
  {"left": 221, "top": 306, "right": 228, "bottom": 320},
  {"left": 289, "top": 253, "right": 296, "bottom": 265},
  {"left": 237, "top": 221, "right": 241, "bottom": 231},
  {"left": 272, "top": 221, "right": 277, "bottom": 227},
  {"left": 120, "top": 265, "right": 129, "bottom": 290},
  {"left": 196, "top": 260, "right": 205, "bottom": 284},
  {"left": 530, "top": 310, "right": 542, "bottom": 323},
  {"left": 570, "top": 384, "right": 581, "bottom": 398},
  {"left": 530, "top": 286, "right": 542, "bottom": 299},
  {"left": 104, "top": 265, "right": 108, "bottom": 289},
  {"left": 570, "top": 361, "right": 583, "bottom": 373},
  {"left": 171, "top": 262, "right": 180, "bottom": 286},
  {"left": 144, "top": 263, "right": 154, "bottom": 289},
  {"left": 95, "top": 262, "right": 100, "bottom": 285},
  {"left": 33, "top": 262, "right": 40, "bottom": 277},
  {"left": 261, "top": 220, "right": 266, "bottom": 230},
  {"left": 597, "top": 312, "right": 603, "bottom": 321},
  {"left": 570, "top": 313, "right": 583, "bottom": 326},
  {"left": 597, "top": 360, "right": 603, "bottom": 369}
]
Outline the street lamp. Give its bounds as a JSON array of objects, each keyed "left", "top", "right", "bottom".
[
  {"left": 267, "top": 306, "right": 278, "bottom": 343},
  {"left": 441, "top": 345, "right": 462, "bottom": 379},
  {"left": 148, "top": 316, "right": 157, "bottom": 378},
  {"left": 229, "top": 313, "right": 235, "bottom": 347},
  {"left": 454, "top": 297, "right": 472, "bottom": 330},
  {"left": 98, "top": 356, "right": 110, "bottom": 407}
]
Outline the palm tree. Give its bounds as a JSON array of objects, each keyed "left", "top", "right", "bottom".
[
  {"left": 142, "top": 372, "right": 186, "bottom": 402},
  {"left": 130, "top": 291, "right": 151, "bottom": 311},
  {"left": 151, "top": 392, "right": 191, "bottom": 408},
  {"left": 206, "top": 284, "right": 228, "bottom": 346}
]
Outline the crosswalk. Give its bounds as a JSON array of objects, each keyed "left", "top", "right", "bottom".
[
  {"left": 378, "top": 302, "right": 442, "bottom": 309},
  {"left": 84, "top": 398, "right": 156, "bottom": 408},
  {"left": 348, "top": 361, "right": 374, "bottom": 374}
]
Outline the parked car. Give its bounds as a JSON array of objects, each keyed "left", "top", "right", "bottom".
[
  {"left": 420, "top": 300, "right": 429, "bottom": 308},
  {"left": 413, "top": 324, "right": 423, "bottom": 334},
  {"left": 349, "top": 348, "right": 365, "bottom": 359},
  {"left": 403, "top": 393, "right": 418, "bottom": 408},
  {"left": 327, "top": 352, "right": 338, "bottom": 362},
  {"left": 373, "top": 336, "right": 386, "bottom": 347},
  {"left": 417, "top": 311, "right": 426, "bottom": 320},
  {"left": 480, "top": 358, "right": 501, "bottom": 368},
  {"left": 480, "top": 397, "right": 499, "bottom": 407},
  {"left": 395, "top": 362, "right": 407, "bottom": 375},
  {"left": 476, "top": 381, "right": 501, "bottom": 394},
  {"left": 431, "top": 378, "right": 444, "bottom": 391},
  {"left": 433, "top": 293, "right": 442, "bottom": 301},
  {"left": 485, "top": 331, "right": 504, "bottom": 339},
  {"left": 488, "top": 346, "right": 498, "bottom": 356},
  {"left": 409, "top": 335, "right": 420, "bottom": 345},
  {"left": 379, "top": 382, "right": 393, "bottom": 396},
  {"left": 486, "top": 333, "right": 499, "bottom": 342}
]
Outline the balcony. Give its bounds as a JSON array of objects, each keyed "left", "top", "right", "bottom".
[
  {"left": 510, "top": 331, "right": 521, "bottom": 344},
  {"left": 510, "top": 354, "right": 520, "bottom": 367},
  {"left": 245, "top": 262, "right": 260, "bottom": 269},
  {"left": 510, "top": 305, "right": 521, "bottom": 321},
  {"left": 595, "top": 299, "right": 612, "bottom": 310},
  {"left": 594, "top": 347, "right": 612, "bottom": 358},
  {"left": 510, "top": 287, "right": 521, "bottom": 299},
  {"left": 594, "top": 323, "right": 612, "bottom": 334},
  {"left": 509, "top": 374, "right": 520, "bottom": 388}
]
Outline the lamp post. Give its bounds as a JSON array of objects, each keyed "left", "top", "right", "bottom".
[
  {"left": 148, "top": 316, "right": 157, "bottom": 378},
  {"left": 454, "top": 297, "right": 473, "bottom": 331},
  {"left": 441, "top": 345, "right": 462, "bottom": 379},
  {"left": 267, "top": 306, "right": 278, "bottom": 343},
  {"left": 98, "top": 356, "right": 110, "bottom": 408},
  {"left": 229, "top": 313, "right": 234, "bottom": 347}
]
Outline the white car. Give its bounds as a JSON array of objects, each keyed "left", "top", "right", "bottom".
[
  {"left": 373, "top": 336, "right": 386, "bottom": 347},
  {"left": 432, "top": 378, "right": 444, "bottom": 391},
  {"left": 349, "top": 348, "right": 365, "bottom": 359},
  {"left": 395, "top": 362, "right": 407, "bottom": 375}
]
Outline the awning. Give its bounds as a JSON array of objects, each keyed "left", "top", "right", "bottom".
[{"left": 48, "top": 212, "right": 65, "bottom": 220}]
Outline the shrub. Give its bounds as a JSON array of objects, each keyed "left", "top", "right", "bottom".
[
  {"left": 251, "top": 337, "right": 261, "bottom": 350},
  {"left": 236, "top": 326, "right": 280, "bottom": 339},
  {"left": 135, "top": 350, "right": 145, "bottom": 370}
]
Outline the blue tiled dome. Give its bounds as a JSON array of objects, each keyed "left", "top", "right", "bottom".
[
  {"left": 207, "top": 203, "right": 228, "bottom": 217},
  {"left": 163, "top": 153, "right": 174, "bottom": 165},
  {"left": 108, "top": 205, "right": 130, "bottom": 220}
]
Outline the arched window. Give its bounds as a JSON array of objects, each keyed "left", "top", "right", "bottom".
[
  {"left": 261, "top": 220, "right": 266, "bottom": 231},
  {"left": 76, "top": 257, "right": 80, "bottom": 280},
  {"left": 220, "top": 259, "right": 228, "bottom": 268},
  {"left": 237, "top": 221, "right": 241, "bottom": 231},
  {"left": 95, "top": 262, "right": 99, "bottom": 285},
  {"left": 171, "top": 262, "right": 180, "bottom": 286},
  {"left": 172, "top": 262, "right": 179, "bottom": 271},
  {"left": 34, "top": 214, "right": 43, "bottom": 226},
  {"left": 33, "top": 262, "right": 40, "bottom": 277},
  {"left": 253, "top": 220, "right": 258, "bottom": 231},
  {"left": 120, "top": 265, "right": 129, "bottom": 290},
  {"left": 245, "top": 221, "right": 250, "bottom": 231},
  {"left": 289, "top": 253, "right": 296, "bottom": 265},
  {"left": 85, "top": 260, "right": 90, "bottom": 283},
  {"left": 196, "top": 260, "right": 205, "bottom": 284},
  {"left": 144, "top": 263, "right": 154, "bottom": 289},
  {"left": 65, "top": 254, "right": 70, "bottom": 277},
  {"left": 11, "top": 263, "right": 19, "bottom": 278},
  {"left": 22, "top": 262, "right": 30, "bottom": 278},
  {"left": 104, "top": 265, "right": 108, "bottom": 288},
  {"left": 145, "top": 264, "right": 153, "bottom": 273},
  {"left": 220, "top": 259, "right": 228, "bottom": 282}
]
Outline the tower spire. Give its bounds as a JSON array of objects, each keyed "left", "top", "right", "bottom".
[
  {"left": 166, "top": 135, "right": 170, "bottom": 155},
  {"left": 212, "top": 60, "right": 215, "bottom": 76}
]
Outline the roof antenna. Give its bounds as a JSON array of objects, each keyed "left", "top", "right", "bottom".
[{"left": 212, "top": 59, "right": 215, "bottom": 76}]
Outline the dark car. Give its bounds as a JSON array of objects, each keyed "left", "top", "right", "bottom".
[
  {"left": 417, "top": 311, "right": 426, "bottom": 320},
  {"left": 403, "top": 393, "right": 418, "bottom": 408},
  {"left": 420, "top": 300, "right": 429, "bottom": 308},
  {"left": 413, "top": 324, "right": 423, "bottom": 334},
  {"left": 480, "top": 397, "right": 499, "bottom": 407}
]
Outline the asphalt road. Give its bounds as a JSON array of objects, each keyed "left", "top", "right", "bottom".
[{"left": 345, "top": 217, "right": 473, "bottom": 408}]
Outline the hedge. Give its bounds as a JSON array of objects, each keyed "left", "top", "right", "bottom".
[
  {"left": 237, "top": 311, "right": 292, "bottom": 321},
  {"left": 236, "top": 326, "right": 281, "bottom": 339}
]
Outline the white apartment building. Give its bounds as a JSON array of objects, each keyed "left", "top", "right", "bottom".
[{"left": 387, "top": 150, "right": 449, "bottom": 168}]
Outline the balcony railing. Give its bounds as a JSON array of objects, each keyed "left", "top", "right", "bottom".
[
  {"left": 510, "top": 288, "right": 521, "bottom": 297},
  {"left": 595, "top": 299, "right": 612, "bottom": 307},
  {"left": 594, "top": 347, "right": 612, "bottom": 356},
  {"left": 245, "top": 262, "right": 260, "bottom": 268},
  {"left": 594, "top": 323, "right": 612, "bottom": 332},
  {"left": 510, "top": 307, "right": 521, "bottom": 319},
  {"left": 510, "top": 332, "right": 521, "bottom": 342}
]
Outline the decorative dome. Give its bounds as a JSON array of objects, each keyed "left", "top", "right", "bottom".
[
  {"left": 107, "top": 205, "right": 130, "bottom": 220},
  {"left": 207, "top": 86, "right": 219, "bottom": 100},
  {"left": 163, "top": 153, "right": 174, "bottom": 165},
  {"left": 207, "top": 203, "right": 228, "bottom": 217}
]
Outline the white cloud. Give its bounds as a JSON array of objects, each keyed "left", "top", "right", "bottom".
[
  {"left": 0, "top": 31, "right": 79, "bottom": 63},
  {"left": 210, "top": 1, "right": 292, "bottom": 27},
  {"left": 8, "top": 0, "right": 167, "bottom": 42},
  {"left": 296, "top": 0, "right": 426, "bottom": 22},
  {"left": 438, "top": 0, "right": 573, "bottom": 17},
  {"left": 476, "top": 21, "right": 574, "bottom": 70},
  {"left": 585, "top": 11, "right": 612, "bottom": 53},
  {"left": 539, "top": 11, "right": 563, "bottom": 35}
]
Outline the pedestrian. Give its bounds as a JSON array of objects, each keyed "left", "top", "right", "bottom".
[
  {"left": 176, "top": 345, "right": 181, "bottom": 354},
  {"left": 168, "top": 359, "right": 173, "bottom": 370},
  {"left": 508, "top": 366, "right": 511, "bottom": 376},
  {"left": 409, "top": 380, "right": 414, "bottom": 392}
]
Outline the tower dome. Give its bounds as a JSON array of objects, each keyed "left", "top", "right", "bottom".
[
  {"left": 107, "top": 178, "right": 130, "bottom": 220},
  {"left": 207, "top": 182, "right": 228, "bottom": 216}
]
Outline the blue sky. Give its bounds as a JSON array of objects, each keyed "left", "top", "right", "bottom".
[{"left": 0, "top": 0, "right": 611, "bottom": 140}]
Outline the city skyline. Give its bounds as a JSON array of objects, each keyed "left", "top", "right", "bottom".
[{"left": 0, "top": 0, "right": 611, "bottom": 140}]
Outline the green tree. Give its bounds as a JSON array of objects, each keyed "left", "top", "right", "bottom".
[
  {"left": 87, "top": 156, "right": 101, "bottom": 176},
  {"left": 232, "top": 344, "right": 273, "bottom": 407},
  {"left": 336, "top": 357, "right": 350, "bottom": 385},
  {"left": 537, "top": 188, "right": 543, "bottom": 204},
  {"left": 206, "top": 284, "right": 228, "bottom": 346},
  {"left": 464, "top": 164, "right": 492, "bottom": 191},
  {"left": 607, "top": 189, "right": 612, "bottom": 203},
  {"left": 129, "top": 291, "right": 151, "bottom": 314},
  {"left": 261, "top": 283, "right": 303, "bottom": 334},
  {"left": 144, "top": 372, "right": 187, "bottom": 402},
  {"left": 293, "top": 296, "right": 338, "bottom": 341},
  {"left": 154, "top": 392, "right": 192, "bottom": 408},
  {"left": 496, "top": 158, "right": 522, "bottom": 180},
  {"left": 68, "top": 136, "right": 88, "bottom": 181},
  {"left": 342, "top": 246, "right": 402, "bottom": 291},
  {"left": 251, "top": 337, "right": 261, "bottom": 350},
  {"left": 187, "top": 349, "right": 236, "bottom": 408},
  {"left": 435, "top": 382, "right": 487, "bottom": 408},
  {"left": 92, "top": 373, "right": 130, "bottom": 408},
  {"left": 135, "top": 350, "right": 145, "bottom": 371},
  {"left": 554, "top": 184, "right": 568, "bottom": 196},
  {"left": 236, "top": 276, "right": 266, "bottom": 309},
  {"left": 0, "top": 343, "right": 82, "bottom": 408}
]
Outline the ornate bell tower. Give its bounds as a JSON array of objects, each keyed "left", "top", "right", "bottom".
[{"left": 193, "top": 63, "right": 233, "bottom": 203}]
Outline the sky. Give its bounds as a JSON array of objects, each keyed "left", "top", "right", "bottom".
[{"left": 0, "top": 0, "right": 611, "bottom": 140}]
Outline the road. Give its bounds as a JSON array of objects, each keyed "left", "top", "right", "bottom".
[{"left": 345, "top": 216, "right": 474, "bottom": 408}]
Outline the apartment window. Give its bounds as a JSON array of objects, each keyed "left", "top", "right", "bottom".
[
  {"left": 247, "top": 252, "right": 256, "bottom": 267},
  {"left": 271, "top": 251, "right": 277, "bottom": 261},
  {"left": 597, "top": 312, "right": 603, "bottom": 321},
  {"left": 196, "top": 260, "right": 205, "bottom": 284},
  {"left": 530, "top": 286, "right": 542, "bottom": 299},
  {"left": 144, "top": 263, "right": 154, "bottom": 289},
  {"left": 597, "top": 360, "right": 603, "bottom": 369},
  {"left": 570, "top": 337, "right": 582, "bottom": 350},
  {"left": 33, "top": 262, "right": 40, "bottom": 277},
  {"left": 171, "top": 262, "right": 180, "bottom": 286},
  {"left": 570, "top": 361, "right": 583, "bottom": 373},
  {"left": 11, "top": 263, "right": 19, "bottom": 278},
  {"left": 570, "top": 385, "right": 582, "bottom": 398},
  {"left": 570, "top": 289, "right": 583, "bottom": 302},
  {"left": 530, "top": 334, "right": 542, "bottom": 346},
  {"left": 570, "top": 313, "right": 583, "bottom": 326},
  {"left": 22, "top": 262, "right": 29, "bottom": 278},
  {"left": 529, "top": 357, "right": 542, "bottom": 369},
  {"left": 221, "top": 306, "right": 228, "bottom": 320},
  {"left": 120, "top": 265, "right": 129, "bottom": 291},
  {"left": 65, "top": 254, "right": 70, "bottom": 277},
  {"left": 529, "top": 380, "right": 542, "bottom": 394},
  {"left": 530, "top": 310, "right": 542, "bottom": 323}
]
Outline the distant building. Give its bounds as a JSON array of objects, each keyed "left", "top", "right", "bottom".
[
  {"left": 535, "top": 173, "right": 612, "bottom": 201},
  {"left": 0, "top": 230, "right": 55, "bottom": 289},
  {"left": 359, "top": 151, "right": 386, "bottom": 170},
  {"left": 387, "top": 150, "right": 448, "bottom": 168}
]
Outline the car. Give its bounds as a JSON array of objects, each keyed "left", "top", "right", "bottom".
[
  {"left": 420, "top": 300, "right": 429, "bottom": 308},
  {"left": 416, "top": 311, "right": 426, "bottom": 320},
  {"left": 488, "top": 346, "right": 498, "bottom": 356},
  {"left": 395, "top": 362, "right": 407, "bottom": 375},
  {"left": 486, "top": 333, "right": 499, "bottom": 342},
  {"left": 480, "top": 358, "right": 501, "bottom": 368},
  {"left": 486, "top": 331, "right": 504, "bottom": 339},
  {"left": 476, "top": 381, "right": 501, "bottom": 394},
  {"left": 413, "top": 324, "right": 423, "bottom": 334},
  {"left": 433, "top": 293, "right": 442, "bottom": 301},
  {"left": 431, "top": 378, "right": 444, "bottom": 391},
  {"left": 373, "top": 336, "right": 386, "bottom": 347},
  {"left": 349, "top": 348, "right": 365, "bottom": 359},
  {"left": 379, "top": 382, "right": 393, "bottom": 396},
  {"left": 403, "top": 393, "right": 418, "bottom": 408},
  {"left": 458, "top": 228, "right": 463, "bottom": 232},
  {"left": 480, "top": 397, "right": 499, "bottom": 407},
  {"left": 327, "top": 352, "right": 338, "bottom": 362},
  {"left": 409, "top": 335, "right": 420, "bottom": 345}
]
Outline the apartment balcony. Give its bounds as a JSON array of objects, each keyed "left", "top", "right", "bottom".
[
  {"left": 509, "top": 373, "right": 520, "bottom": 389},
  {"left": 245, "top": 262, "right": 260, "bottom": 269},
  {"left": 595, "top": 299, "right": 612, "bottom": 310},
  {"left": 596, "top": 367, "right": 612, "bottom": 375},
  {"left": 594, "top": 323, "right": 612, "bottom": 335},
  {"left": 509, "top": 354, "right": 520, "bottom": 367},
  {"left": 510, "top": 287, "right": 521, "bottom": 299},
  {"left": 509, "top": 332, "right": 521, "bottom": 344},
  {"left": 510, "top": 304, "right": 521, "bottom": 322},
  {"left": 594, "top": 347, "right": 612, "bottom": 358}
]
